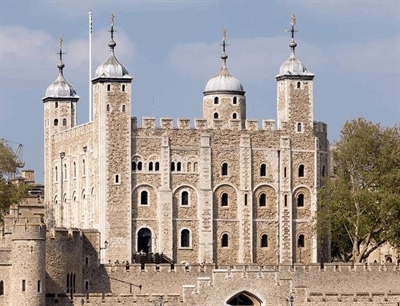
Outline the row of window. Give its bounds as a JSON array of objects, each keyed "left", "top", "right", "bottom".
[
  {"left": 106, "top": 104, "right": 126, "bottom": 112},
  {"left": 106, "top": 84, "right": 126, "bottom": 92},
  {"left": 138, "top": 190, "right": 306, "bottom": 208},
  {"left": 0, "top": 279, "right": 42, "bottom": 294},
  {"left": 213, "top": 96, "right": 238, "bottom": 105},
  {"left": 178, "top": 230, "right": 305, "bottom": 249},
  {"left": 55, "top": 160, "right": 86, "bottom": 182},
  {"left": 212, "top": 112, "right": 239, "bottom": 119},
  {"left": 132, "top": 161, "right": 199, "bottom": 172}
]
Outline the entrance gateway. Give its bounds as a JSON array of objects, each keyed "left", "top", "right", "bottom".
[
  {"left": 226, "top": 291, "right": 262, "bottom": 306},
  {"left": 137, "top": 228, "right": 152, "bottom": 254}
]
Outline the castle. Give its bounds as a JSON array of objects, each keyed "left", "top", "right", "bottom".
[{"left": 0, "top": 15, "right": 399, "bottom": 306}]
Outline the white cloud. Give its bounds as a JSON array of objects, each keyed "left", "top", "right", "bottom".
[{"left": 0, "top": 25, "right": 135, "bottom": 83}]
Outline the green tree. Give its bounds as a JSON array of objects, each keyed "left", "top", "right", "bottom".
[
  {"left": 0, "top": 139, "right": 26, "bottom": 219},
  {"left": 317, "top": 118, "right": 400, "bottom": 263}
]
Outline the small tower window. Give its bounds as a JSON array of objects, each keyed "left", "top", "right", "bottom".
[
  {"left": 64, "top": 164, "right": 67, "bottom": 180},
  {"left": 55, "top": 102, "right": 59, "bottom": 108},
  {"left": 284, "top": 167, "right": 287, "bottom": 178},
  {"left": 181, "top": 191, "right": 189, "bottom": 206},
  {"left": 171, "top": 162, "right": 175, "bottom": 171},
  {"left": 63, "top": 118, "right": 67, "bottom": 126},
  {"left": 214, "top": 112, "right": 219, "bottom": 119},
  {"left": 221, "top": 163, "right": 228, "bottom": 176},
  {"left": 73, "top": 162, "right": 76, "bottom": 178},
  {"left": 82, "top": 159, "right": 86, "bottom": 176},
  {"left": 177, "top": 162, "right": 182, "bottom": 171},
  {"left": 55, "top": 166, "right": 58, "bottom": 182},
  {"left": 122, "top": 84, "right": 125, "bottom": 92},
  {"left": 297, "top": 193, "right": 304, "bottom": 207},
  {"left": 261, "top": 234, "right": 268, "bottom": 248},
  {"left": 22, "top": 279, "right": 26, "bottom": 292},
  {"left": 298, "top": 164, "right": 305, "bottom": 177},
  {"left": 297, "top": 82, "right": 301, "bottom": 89},
  {"left": 214, "top": 97, "right": 219, "bottom": 104},
  {"left": 114, "top": 174, "right": 120, "bottom": 184},
  {"left": 149, "top": 162, "right": 153, "bottom": 171},
  {"left": 233, "top": 97, "right": 237, "bottom": 104},
  {"left": 221, "top": 233, "right": 229, "bottom": 247},
  {"left": 259, "top": 193, "right": 266, "bottom": 207},
  {"left": 297, "top": 122, "right": 302, "bottom": 132},
  {"left": 137, "top": 162, "right": 142, "bottom": 171},
  {"left": 180, "top": 229, "right": 190, "bottom": 247},
  {"left": 155, "top": 162, "right": 160, "bottom": 171},
  {"left": 260, "top": 164, "right": 266, "bottom": 177},
  {"left": 221, "top": 193, "right": 228, "bottom": 206},
  {"left": 0, "top": 280, "right": 4, "bottom": 296},
  {"left": 107, "top": 84, "right": 111, "bottom": 91},
  {"left": 122, "top": 105, "right": 126, "bottom": 112},
  {"left": 298, "top": 235, "right": 305, "bottom": 248},
  {"left": 284, "top": 194, "right": 288, "bottom": 207},
  {"left": 54, "top": 119, "right": 59, "bottom": 126},
  {"left": 322, "top": 166, "right": 326, "bottom": 177},
  {"left": 37, "top": 280, "right": 41, "bottom": 293},
  {"left": 232, "top": 113, "right": 237, "bottom": 119},
  {"left": 140, "top": 191, "right": 148, "bottom": 205},
  {"left": 132, "top": 161, "right": 136, "bottom": 171},
  {"left": 106, "top": 104, "right": 110, "bottom": 112}
]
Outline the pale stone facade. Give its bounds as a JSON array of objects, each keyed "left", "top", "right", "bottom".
[{"left": 1, "top": 18, "right": 398, "bottom": 306}]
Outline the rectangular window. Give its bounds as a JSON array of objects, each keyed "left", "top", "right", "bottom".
[
  {"left": 37, "top": 280, "right": 41, "bottom": 293},
  {"left": 22, "top": 279, "right": 26, "bottom": 292}
]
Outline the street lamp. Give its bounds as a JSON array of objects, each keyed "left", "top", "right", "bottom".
[{"left": 100, "top": 240, "right": 108, "bottom": 250}]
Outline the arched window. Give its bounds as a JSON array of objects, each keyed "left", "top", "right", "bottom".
[
  {"left": 232, "top": 113, "right": 237, "bottom": 119},
  {"left": 180, "top": 229, "right": 190, "bottom": 247},
  {"left": 137, "top": 162, "right": 142, "bottom": 171},
  {"left": 297, "top": 193, "right": 304, "bottom": 207},
  {"left": 122, "top": 84, "right": 125, "bottom": 92},
  {"left": 149, "top": 162, "right": 153, "bottom": 171},
  {"left": 298, "top": 235, "right": 305, "bottom": 248},
  {"left": 284, "top": 194, "right": 288, "bottom": 207},
  {"left": 73, "top": 162, "right": 76, "bottom": 178},
  {"left": 55, "top": 102, "right": 58, "bottom": 108},
  {"left": 140, "top": 191, "right": 148, "bottom": 205},
  {"left": 221, "top": 233, "right": 229, "bottom": 247},
  {"left": 155, "top": 162, "right": 160, "bottom": 171},
  {"left": 54, "top": 119, "right": 59, "bottom": 126},
  {"left": 187, "top": 162, "right": 192, "bottom": 172},
  {"left": 221, "top": 163, "right": 228, "bottom": 176},
  {"left": 106, "top": 104, "right": 110, "bottom": 112},
  {"left": 181, "top": 191, "right": 189, "bottom": 206},
  {"left": 82, "top": 159, "right": 86, "bottom": 176},
  {"left": 297, "top": 122, "right": 302, "bottom": 132},
  {"left": 0, "top": 280, "right": 4, "bottom": 296},
  {"left": 122, "top": 105, "right": 126, "bottom": 112},
  {"left": 107, "top": 84, "right": 111, "bottom": 91},
  {"left": 132, "top": 161, "right": 136, "bottom": 171},
  {"left": 55, "top": 166, "right": 58, "bottom": 182},
  {"left": 177, "top": 162, "right": 181, "bottom": 171},
  {"left": 298, "top": 164, "right": 305, "bottom": 177},
  {"left": 171, "top": 162, "right": 175, "bottom": 171},
  {"left": 260, "top": 164, "right": 266, "bottom": 177},
  {"left": 297, "top": 81, "right": 301, "bottom": 89},
  {"left": 221, "top": 193, "right": 228, "bottom": 206},
  {"left": 214, "top": 112, "right": 219, "bottom": 119},
  {"left": 233, "top": 97, "right": 237, "bottom": 104},
  {"left": 214, "top": 97, "right": 219, "bottom": 104},
  {"left": 62, "top": 118, "right": 67, "bottom": 126},
  {"left": 259, "top": 193, "right": 266, "bottom": 207},
  {"left": 261, "top": 234, "right": 268, "bottom": 248}
]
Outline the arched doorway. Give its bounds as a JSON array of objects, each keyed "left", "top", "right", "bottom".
[
  {"left": 137, "top": 228, "right": 152, "bottom": 254},
  {"left": 227, "top": 291, "right": 262, "bottom": 306}
]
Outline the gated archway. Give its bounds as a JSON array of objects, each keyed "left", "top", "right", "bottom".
[
  {"left": 227, "top": 291, "right": 262, "bottom": 306},
  {"left": 137, "top": 228, "right": 152, "bottom": 254}
]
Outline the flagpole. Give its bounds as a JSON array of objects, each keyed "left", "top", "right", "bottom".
[{"left": 89, "top": 10, "right": 93, "bottom": 122}]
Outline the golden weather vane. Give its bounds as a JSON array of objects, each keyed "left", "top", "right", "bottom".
[{"left": 290, "top": 13, "right": 296, "bottom": 26}]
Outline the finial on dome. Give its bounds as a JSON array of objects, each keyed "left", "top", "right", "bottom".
[
  {"left": 220, "top": 28, "right": 229, "bottom": 66},
  {"left": 108, "top": 13, "right": 116, "bottom": 50},
  {"left": 287, "top": 13, "right": 298, "bottom": 53},
  {"left": 57, "top": 37, "right": 65, "bottom": 71}
]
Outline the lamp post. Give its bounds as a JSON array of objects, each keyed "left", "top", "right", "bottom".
[{"left": 100, "top": 240, "right": 108, "bottom": 250}]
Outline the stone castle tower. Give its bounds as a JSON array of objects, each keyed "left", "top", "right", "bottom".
[{"left": 42, "top": 16, "right": 329, "bottom": 266}]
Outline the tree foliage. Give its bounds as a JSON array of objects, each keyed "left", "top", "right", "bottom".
[
  {"left": 317, "top": 118, "right": 400, "bottom": 263},
  {"left": 0, "top": 139, "right": 26, "bottom": 219}
]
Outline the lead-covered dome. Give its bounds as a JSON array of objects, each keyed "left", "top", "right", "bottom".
[
  {"left": 44, "top": 40, "right": 78, "bottom": 99},
  {"left": 278, "top": 51, "right": 313, "bottom": 76},
  {"left": 204, "top": 54, "right": 244, "bottom": 93}
]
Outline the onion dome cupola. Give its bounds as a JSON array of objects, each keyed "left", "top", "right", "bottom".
[
  {"left": 276, "top": 14, "right": 314, "bottom": 81},
  {"left": 93, "top": 14, "right": 132, "bottom": 81},
  {"left": 203, "top": 29, "right": 246, "bottom": 128},
  {"left": 43, "top": 38, "right": 79, "bottom": 100}
]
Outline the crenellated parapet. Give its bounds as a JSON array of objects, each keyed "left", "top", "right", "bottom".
[
  {"left": 132, "top": 117, "right": 278, "bottom": 131},
  {"left": 54, "top": 122, "right": 93, "bottom": 143}
]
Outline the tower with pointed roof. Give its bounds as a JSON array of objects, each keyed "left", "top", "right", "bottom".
[
  {"left": 203, "top": 29, "right": 246, "bottom": 128},
  {"left": 42, "top": 38, "right": 79, "bottom": 227},
  {"left": 91, "top": 14, "right": 133, "bottom": 261}
]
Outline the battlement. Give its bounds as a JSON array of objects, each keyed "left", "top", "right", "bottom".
[
  {"left": 11, "top": 218, "right": 46, "bottom": 241},
  {"left": 313, "top": 121, "right": 327, "bottom": 134},
  {"left": 48, "top": 227, "right": 83, "bottom": 240},
  {"left": 54, "top": 122, "right": 93, "bottom": 143},
  {"left": 131, "top": 117, "right": 277, "bottom": 131}
]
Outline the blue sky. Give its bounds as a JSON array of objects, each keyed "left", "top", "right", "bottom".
[{"left": 1, "top": 0, "right": 399, "bottom": 183}]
